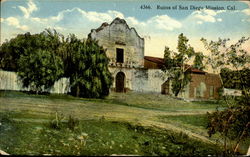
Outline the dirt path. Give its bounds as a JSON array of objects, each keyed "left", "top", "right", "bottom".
[{"left": 0, "top": 96, "right": 216, "bottom": 144}]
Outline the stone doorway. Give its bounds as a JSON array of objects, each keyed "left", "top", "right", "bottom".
[
  {"left": 116, "top": 72, "right": 125, "bottom": 92},
  {"left": 161, "top": 80, "right": 170, "bottom": 95}
]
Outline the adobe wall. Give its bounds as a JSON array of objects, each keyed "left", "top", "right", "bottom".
[
  {"left": 0, "top": 70, "right": 70, "bottom": 94},
  {"left": 188, "top": 73, "right": 222, "bottom": 99},
  {"left": 108, "top": 67, "right": 168, "bottom": 93},
  {"left": 89, "top": 18, "right": 144, "bottom": 69}
]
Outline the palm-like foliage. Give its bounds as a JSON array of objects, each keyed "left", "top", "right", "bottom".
[{"left": 68, "top": 37, "right": 113, "bottom": 98}]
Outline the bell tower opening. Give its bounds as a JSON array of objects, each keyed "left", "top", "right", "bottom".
[{"left": 116, "top": 48, "right": 124, "bottom": 63}]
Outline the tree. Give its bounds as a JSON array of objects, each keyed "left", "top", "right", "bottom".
[
  {"left": 201, "top": 37, "right": 250, "bottom": 155},
  {"left": 193, "top": 52, "right": 205, "bottom": 70},
  {"left": 0, "top": 29, "right": 63, "bottom": 72},
  {"left": 1, "top": 29, "right": 113, "bottom": 98},
  {"left": 163, "top": 46, "right": 174, "bottom": 70},
  {"left": 65, "top": 35, "right": 113, "bottom": 98},
  {"left": 0, "top": 32, "right": 36, "bottom": 71},
  {"left": 220, "top": 68, "right": 250, "bottom": 90},
  {"left": 163, "top": 33, "right": 199, "bottom": 97},
  {"left": 17, "top": 49, "right": 64, "bottom": 93}
]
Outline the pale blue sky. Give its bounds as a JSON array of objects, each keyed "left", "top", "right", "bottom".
[{"left": 1, "top": 0, "right": 250, "bottom": 57}]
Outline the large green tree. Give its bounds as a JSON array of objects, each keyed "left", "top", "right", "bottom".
[
  {"left": 1, "top": 29, "right": 113, "bottom": 98},
  {"left": 61, "top": 34, "right": 113, "bottom": 98},
  {"left": 0, "top": 29, "right": 63, "bottom": 71},
  {"left": 17, "top": 49, "right": 64, "bottom": 93},
  {"left": 201, "top": 37, "right": 250, "bottom": 155}
]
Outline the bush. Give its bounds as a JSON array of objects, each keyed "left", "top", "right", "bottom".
[
  {"left": 48, "top": 112, "right": 64, "bottom": 130},
  {"left": 67, "top": 115, "right": 79, "bottom": 130}
]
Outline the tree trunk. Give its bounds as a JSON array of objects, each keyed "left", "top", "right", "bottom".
[
  {"left": 76, "top": 84, "right": 80, "bottom": 97},
  {"left": 233, "top": 122, "right": 250, "bottom": 153}
]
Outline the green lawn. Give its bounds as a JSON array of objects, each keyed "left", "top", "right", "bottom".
[
  {"left": 159, "top": 114, "right": 208, "bottom": 128},
  {"left": 0, "top": 112, "right": 221, "bottom": 156},
  {"left": 0, "top": 90, "right": 247, "bottom": 156}
]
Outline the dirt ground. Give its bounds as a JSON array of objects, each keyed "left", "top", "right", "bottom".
[{"left": 0, "top": 91, "right": 222, "bottom": 145}]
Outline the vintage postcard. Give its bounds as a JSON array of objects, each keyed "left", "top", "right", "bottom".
[{"left": 0, "top": 0, "right": 250, "bottom": 156}]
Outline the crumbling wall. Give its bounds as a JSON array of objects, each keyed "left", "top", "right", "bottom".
[
  {"left": 0, "top": 70, "right": 70, "bottom": 94},
  {"left": 108, "top": 67, "right": 133, "bottom": 91},
  {"left": 132, "top": 69, "right": 168, "bottom": 93},
  {"left": 132, "top": 69, "right": 148, "bottom": 92}
]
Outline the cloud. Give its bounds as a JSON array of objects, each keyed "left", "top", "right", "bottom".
[
  {"left": 6, "top": 17, "right": 19, "bottom": 26},
  {"left": 217, "top": 18, "right": 222, "bottom": 22},
  {"left": 241, "top": 1, "right": 250, "bottom": 8},
  {"left": 0, "top": 18, "right": 4, "bottom": 23},
  {"left": 194, "top": 14, "right": 216, "bottom": 22},
  {"left": 191, "top": 9, "right": 225, "bottom": 23},
  {"left": 242, "top": 8, "right": 250, "bottom": 16},
  {"left": 147, "top": 15, "right": 182, "bottom": 31},
  {"left": 197, "top": 21, "right": 203, "bottom": 24},
  {"left": 18, "top": 0, "right": 38, "bottom": 18},
  {"left": 5, "top": 17, "right": 29, "bottom": 31},
  {"left": 48, "top": 8, "right": 125, "bottom": 24},
  {"left": 54, "top": 26, "right": 65, "bottom": 31},
  {"left": 44, "top": 8, "right": 181, "bottom": 33}
]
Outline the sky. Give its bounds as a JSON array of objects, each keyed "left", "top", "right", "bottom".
[{"left": 1, "top": 0, "right": 250, "bottom": 58}]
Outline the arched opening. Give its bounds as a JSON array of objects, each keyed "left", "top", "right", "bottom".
[
  {"left": 161, "top": 80, "right": 170, "bottom": 95},
  {"left": 116, "top": 72, "right": 125, "bottom": 92}
]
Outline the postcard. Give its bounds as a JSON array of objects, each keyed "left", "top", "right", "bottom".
[{"left": 0, "top": 0, "right": 249, "bottom": 156}]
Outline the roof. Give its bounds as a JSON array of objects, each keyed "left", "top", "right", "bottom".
[
  {"left": 144, "top": 56, "right": 164, "bottom": 65},
  {"left": 144, "top": 56, "right": 206, "bottom": 73},
  {"left": 184, "top": 64, "right": 206, "bottom": 74}
]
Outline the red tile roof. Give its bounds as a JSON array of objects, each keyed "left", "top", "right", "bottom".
[
  {"left": 184, "top": 64, "right": 206, "bottom": 74},
  {"left": 144, "top": 56, "right": 165, "bottom": 65},
  {"left": 144, "top": 56, "right": 206, "bottom": 73}
]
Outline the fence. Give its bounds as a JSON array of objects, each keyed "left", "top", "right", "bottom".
[{"left": 0, "top": 70, "right": 70, "bottom": 94}]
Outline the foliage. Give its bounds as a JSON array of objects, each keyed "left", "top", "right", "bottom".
[
  {"left": 0, "top": 29, "right": 64, "bottom": 93},
  {"left": 17, "top": 49, "right": 64, "bottom": 93},
  {"left": 48, "top": 112, "right": 65, "bottom": 130},
  {"left": 220, "top": 68, "right": 250, "bottom": 90},
  {"left": 163, "top": 33, "right": 203, "bottom": 97},
  {"left": 48, "top": 112, "right": 80, "bottom": 131},
  {"left": 193, "top": 52, "right": 205, "bottom": 70},
  {"left": 0, "top": 29, "right": 63, "bottom": 71},
  {"left": 201, "top": 37, "right": 249, "bottom": 72},
  {"left": 170, "top": 68, "right": 191, "bottom": 96},
  {"left": 0, "top": 32, "right": 38, "bottom": 71},
  {"left": 163, "top": 46, "right": 174, "bottom": 70},
  {"left": 67, "top": 37, "right": 113, "bottom": 98},
  {"left": 67, "top": 115, "right": 79, "bottom": 130},
  {"left": 0, "top": 29, "right": 113, "bottom": 98},
  {"left": 0, "top": 112, "right": 221, "bottom": 156},
  {"left": 201, "top": 37, "right": 250, "bottom": 155}
]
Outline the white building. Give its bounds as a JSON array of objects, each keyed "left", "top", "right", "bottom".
[{"left": 89, "top": 17, "right": 168, "bottom": 93}]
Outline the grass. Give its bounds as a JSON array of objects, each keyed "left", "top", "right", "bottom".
[
  {"left": 0, "top": 90, "right": 247, "bottom": 155},
  {"left": 108, "top": 92, "right": 224, "bottom": 110},
  {"left": 0, "top": 112, "right": 221, "bottom": 156},
  {"left": 0, "top": 90, "right": 225, "bottom": 112},
  {"left": 158, "top": 114, "right": 250, "bottom": 155},
  {"left": 159, "top": 114, "right": 209, "bottom": 128}
]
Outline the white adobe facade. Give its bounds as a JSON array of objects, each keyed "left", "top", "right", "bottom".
[{"left": 89, "top": 18, "right": 168, "bottom": 93}]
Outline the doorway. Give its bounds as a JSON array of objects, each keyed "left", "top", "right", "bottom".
[
  {"left": 116, "top": 72, "right": 125, "bottom": 92},
  {"left": 161, "top": 80, "right": 170, "bottom": 94}
]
